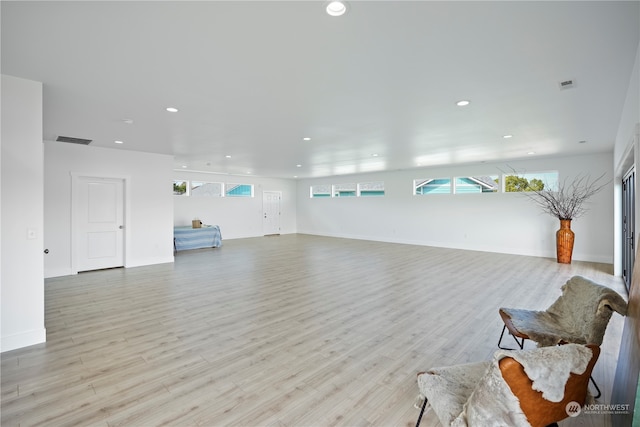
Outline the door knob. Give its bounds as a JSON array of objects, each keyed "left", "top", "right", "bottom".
[
  {"left": 44, "top": 249, "right": 49, "bottom": 254},
  {"left": 119, "top": 225, "right": 124, "bottom": 229}
]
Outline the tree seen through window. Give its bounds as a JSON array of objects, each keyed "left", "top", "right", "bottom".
[{"left": 504, "top": 175, "right": 545, "bottom": 192}]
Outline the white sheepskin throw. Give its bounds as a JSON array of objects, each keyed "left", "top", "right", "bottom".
[
  {"left": 504, "top": 276, "right": 627, "bottom": 347},
  {"left": 417, "top": 361, "right": 491, "bottom": 426},
  {"left": 494, "top": 344, "right": 592, "bottom": 402},
  {"left": 451, "top": 359, "right": 530, "bottom": 427},
  {"left": 418, "top": 344, "right": 592, "bottom": 427}
]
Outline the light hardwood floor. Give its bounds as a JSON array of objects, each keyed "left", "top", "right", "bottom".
[{"left": 1, "top": 234, "right": 629, "bottom": 427}]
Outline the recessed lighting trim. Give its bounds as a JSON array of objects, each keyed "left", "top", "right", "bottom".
[
  {"left": 114, "top": 140, "right": 124, "bottom": 144},
  {"left": 225, "top": 155, "right": 232, "bottom": 158},
  {"left": 503, "top": 134, "right": 513, "bottom": 139},
  {"left": 559, "top": 79, "right": 575, "bottom": 90},
  {"left": 456, "top": 100, "right": 470, "bottom": 107},
  {"left": 303, "top": 137, "right": 311, "bottom": 141},
  {"left": 326, "top": 1, "right": 347, "bottom": 16},
  {"left": 166, "top": 107, "right": 179, "bottom": 113}
]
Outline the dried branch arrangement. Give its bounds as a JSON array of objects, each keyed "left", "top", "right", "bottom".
[{"left": 523, "top": 173, "right": 609, "bottom": 220}]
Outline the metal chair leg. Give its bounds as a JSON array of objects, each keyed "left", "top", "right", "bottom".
[
  {"left": 498, "top": 325, "right": 525, "bottom": 350},
  {"left": 415, "top": 395, "right": 428, "bottom": 427},
  {"left": 589, "top": 375, "right": 601, "bottom": 399},
  {"left": 498, "top": 324, "right": 508, "bottom": 348}
]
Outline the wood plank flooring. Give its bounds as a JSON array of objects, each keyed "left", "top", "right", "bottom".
[{"left": 1, "top": 234, "right": 629, "bottom": 426}]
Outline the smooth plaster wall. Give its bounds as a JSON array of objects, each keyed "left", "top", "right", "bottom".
[
  {"left": 613, "top": 41, "right": 640, "bottom": 171},
  {"left": 1, "top": 75, "right": 46, "bottom": 352},
  {"left": 44, "top": 142, "right": 175, "bottom": 278},
  {"left": 296, "top": 152, "right": 613, "bottom": 263},
  {"left": 173, "top": 171, "right": 297, "bottom": 239},
  {"left": 611, "top": 41, "right": 640, "bottom": 427},
  {"left": 612, "top": 41, "right": 640, "bottom": 278}
]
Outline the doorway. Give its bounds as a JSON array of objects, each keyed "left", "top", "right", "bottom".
[
  {"left": 262, "top": 191, "right": 281, "bottom": 236},
  {"left": 622, "top": 167, "right": 635, "bottom": 291},
  {"left": 73, "top": 176, "right": 125, "bottom": 272}
]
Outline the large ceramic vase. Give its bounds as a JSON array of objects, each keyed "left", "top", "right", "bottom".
[{"left": 556, "top": 219, "right": 575, "bottom": 264}]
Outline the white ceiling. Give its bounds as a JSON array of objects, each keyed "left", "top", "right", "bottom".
[{"left": 2, "top": 1, "right": 639, "bottom": 179}]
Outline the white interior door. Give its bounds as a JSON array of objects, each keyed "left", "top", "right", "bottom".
[
  {"left": 75, "top": 176, "right": 124, "bottom": 272},
  {"left": 262, "top": 191, "right": 281, "bottom": 235}
]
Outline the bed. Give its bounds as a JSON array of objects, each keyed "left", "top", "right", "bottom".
[{"left": 173, "top": 225, "right": 222, "bottom": 251}]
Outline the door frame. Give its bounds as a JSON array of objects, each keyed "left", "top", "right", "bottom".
[
  {"left": 614, "top": 126, "right": 640, "bottom": 278},
  {"left": 70, "top": 173, "right": 131, "bottom": 274},
  {"left": 623, "top": 167, "right": 635, "bottom": 291}
]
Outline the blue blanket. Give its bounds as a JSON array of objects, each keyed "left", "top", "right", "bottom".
[{"left": 174, "top": 225, "right": 222, "bottom": 251}]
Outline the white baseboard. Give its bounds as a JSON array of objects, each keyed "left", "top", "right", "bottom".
[
  {"left": 126, "top": 256, "right": 175, "bottom": 268},
  {"left": 1, "top": 328, "right": 46, "bottom": 353},
  {"left": 45, "top": 267, "right": 75, "bottom": 279},
  {"left": 295, "top": 231, "right": 613, "bottom": 264}
]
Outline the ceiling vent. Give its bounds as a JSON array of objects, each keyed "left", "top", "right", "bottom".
[
  {"left": 56, "top": 136, "right": 92, "bottom": 145},
  {"left": 559, "top": 79, "right": 575, "bottom": 90}
]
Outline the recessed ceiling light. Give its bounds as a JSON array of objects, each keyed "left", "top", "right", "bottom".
[
  {"left": 303, "top": 137, "right": 311, "bottom": 141},
  {"left": 181, "top": 165, "right": 187, "bottom": 168},
  {"left": 114, "top": 140, "right": 124, "bottom": 144},
  {"left": 122, "top": 119, "right": 134, "bottom": 125},
  {"left": 503, "top": 134, "right": 513, "bottom": 139},
  {"left": 166, "top": 107, "right": 178, "bottom": 113},
  {"left": 527, "top": 151, "right": 536, "bottom": 155},
  {"left": 326, "top": 1, "right": 347, "bottom": 16},
  {"left": 225, "top": 155, "right": 232, "bottom": 158},
  {"left": 372, "top": 153, "right": 379, "bottom": 157},
  {"left": 296, "top": 164, "right": 302, "bottom": 168},
  {"left": 456, "top": 100, "right": 470, "bottom": 106},
  {"left": 559, "top": 79, "right": 575, "bottom": 90}
]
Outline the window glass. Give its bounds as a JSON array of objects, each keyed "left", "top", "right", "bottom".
[
  {"left": 414, "top": 178, "right": 451, "bottom": 194},
  {"left": 359, "top": 182, "right": 385, "bottom": 196},
  {"left": 191, "top": 182, "right": 223, "bottom": 197},
  {"left": 454, "top": 176, "right": 499, "bottom": 194},
  {"left": 503, "top": 172, "right": 558, "bottom": 192},
  {"left": 226, "top": 183, "right": 253, "bottom": 197},
  {"left": 173, "top": 180, "right": 188, "bottom": 195},
  {"left": 311, "top": 185, "right": 331, "bottom": 198},
  {"left": 333, "top": 183, "right": 357, "bottom": 197}
]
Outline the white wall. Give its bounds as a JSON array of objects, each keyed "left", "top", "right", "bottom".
[
  {"left": 612, "top": 41, "right": 640, "bottom": 276},
  {"left": 1, "top": 75, "right": 46, "bottom": 352},
  {"left": 44, "top": 142, "right": 175, "bottom": 278},
  {"left": 173, "top": 171, "right": 297, "bottom": 239},
  {"left": 614, "top": 42, "right": 640, "bottom": 171},
  {"left": 297, "top": 152, "right": 614, "bottom": 263}
]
